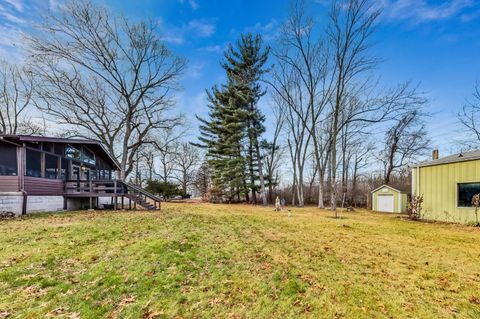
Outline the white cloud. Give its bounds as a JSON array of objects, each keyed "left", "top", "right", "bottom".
[
  {"left": 159, "top": 18, "right": 216, "bottom": 45},
  {"left": 184, "top": 62, "right": 205, "bottom": 79},
  {"left": 189, "top": 0, "right": 199, "bottom": 10},
  {"left": 202, "top": 44, "right": 224, "bottom": 53},
  {"left": 380, "top": 0, "right": 478, "bottom": 24},
  {"left": 178, "top": 0, "right": 200, "bottom": 10},
  {"left": 243, "top": 18, "right": 279, "bottom": 41},
  {"left": 48, "top": 0, "right": 63, "bottom": 12},
  {"left": 0, "top": 2, "right": 26, "bottom": 24},
  {"left": 4, "top": 0, "right": 23, "bottom": 12},
  {"left": 160, "top": 35, "right": 185, "bottom": 45},
  {"left": 188, "top": 20, "right": 215, "bottom": 37},
  {"left": 0, "top": 25, "right": 26, "bottom": 61}
]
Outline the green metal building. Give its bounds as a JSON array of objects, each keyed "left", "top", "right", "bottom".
[
  {"left": 371, "top": 185, "right": 408, "bottom": 213},
  {"left": 412, "top": 149, "right": 480, "bottom": 224}
]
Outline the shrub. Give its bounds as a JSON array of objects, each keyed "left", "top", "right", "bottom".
[
  {"left": 471, "top": 194, "right": 480, "bottom": 226},
  {"left": 407, "top": 194, "right": 423, "bottom": 220}
]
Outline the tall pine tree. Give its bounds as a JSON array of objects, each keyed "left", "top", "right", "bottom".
[
  {"left": 222, "top": 34, "right": 270, "bottom": 205},
  {"left": 195, "top": 33, "right": 269, "bottom": 204}
]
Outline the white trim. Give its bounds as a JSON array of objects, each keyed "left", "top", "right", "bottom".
[
  {"left": 370, "top": 184, "right": 405, "bottom": 194},
  {"left": 398, "top": 192, "right": 402, "bottom": 212}
]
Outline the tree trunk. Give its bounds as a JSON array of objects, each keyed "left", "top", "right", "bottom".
[{"left": 254, "top": 140, "right": 267, "bottom": 206}]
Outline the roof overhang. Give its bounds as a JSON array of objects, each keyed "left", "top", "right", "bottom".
[
  {"left": 371, "top": 184, "right": 405, "bottom": 194},
  {"left": 0, "top": 135, "right": 121, "bottom": 170}
]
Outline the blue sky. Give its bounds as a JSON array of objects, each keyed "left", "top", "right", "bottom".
[{"left": 1, "top": 0, "right": 480, "bottom": 156}]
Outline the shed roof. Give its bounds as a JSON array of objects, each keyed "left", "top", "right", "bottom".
[
  {"left": 416, "top": 149, "right": 480, "bottom": 168},
  {"left": 0, "top": 135, "right": 120, "bottom": 170},
  {"left": 371, "top": 184, "right": 406, "bottom": 194}
]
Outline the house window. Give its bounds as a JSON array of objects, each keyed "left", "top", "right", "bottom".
[
  {"left": 65, "top": 145, "right": 81, "bottom": 160},
  {"left": 82, "top": 148, "right": 96, "bottom": 165},
  {"left": 45, "top": 154, "right": 59, "bottom": 179},
  {"left": 0, "top": 144, "right": 17, "bottom": 176},
  {"left": 26, "top": 149, "right": 42, "bottom": 177},
  {"left": 457, "top": 183, "right": 480, "bottom": 207}
]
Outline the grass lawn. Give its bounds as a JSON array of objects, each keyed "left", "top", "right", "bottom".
[{"left": 0, "top": 204, "right": 479, "bottom": 318}]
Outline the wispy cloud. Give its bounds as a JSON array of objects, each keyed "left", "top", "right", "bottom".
[
  {"left": 0, "top": 25, "right": 26, "bottom": 61},
  {"left": 202, "top": 44, "right": 224, "bottom": 53},
  {"left": 178, "top": 0, "right": 200, "bottom": 11},
  {"left": 186, "top": 62, "right": 205, "bottom": 79},
  {"left": 160, "top": 35, "right": 185, "bottom": 45},
  {"left": 188, "top": 20, "right": 216, "bottom": 37},
  {"left": 380, "top": 0, "right": 479, "bottom": 24},
  {"left": 243, "top": 18, "right": 279, "bottom": 41},
  {"left": 4, "top": 0, "right": 24, "bottom": 12},
  {"left": 0, "top": 0, "right": 26, "bottom": 24},
  {"left": 159, "top": 18, "right": 216, "bottom": 45}
]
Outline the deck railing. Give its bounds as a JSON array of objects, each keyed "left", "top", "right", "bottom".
[
  {"left": 64, "top": 180, "right": 161, "bottom": 210},
  {"left": 65, "top": 179, "right": 125, "bottom": 195}
]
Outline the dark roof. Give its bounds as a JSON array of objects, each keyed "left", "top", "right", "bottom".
[
  {"left": 0, "top": 135, "right": 120, "bottom": 170},
  {"left": 416, "top": 149, "right": 480, "bottom": 168}
]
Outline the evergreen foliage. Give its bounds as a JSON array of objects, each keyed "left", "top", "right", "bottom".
[{"left": 195, "top": 34, "right": 269, "bottom": 202}]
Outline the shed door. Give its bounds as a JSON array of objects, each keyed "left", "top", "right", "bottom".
[{"left": 377, "top": 195, "right": 394, "bottom": 213}]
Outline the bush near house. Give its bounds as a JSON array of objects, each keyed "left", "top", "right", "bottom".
[
  {"left": 145, "top": 180, "right": 186, "bottom": 200},
  {"left": 0, "top": 203, "right": 479, "bottom": 318}
]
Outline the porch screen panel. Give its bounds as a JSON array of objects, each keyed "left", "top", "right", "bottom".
[
  {"left": 26, "top": 149, "right": 41, "bottom": 177},
  {"left": 457, "top": 183, "right": 480, "bottom": 207},
  {"left": 60, "top": 158, "right": 69, "bottom": 179},
  {"left": 45, "top": 154, "right": 59, "bottom": 179},
  {"left": 0, "top": 144, "right": 17, "bottom": 176}
]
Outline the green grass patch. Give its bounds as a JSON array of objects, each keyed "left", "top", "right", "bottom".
[{"left": 0, "top": 204, "right": 479, "bottom": 318}]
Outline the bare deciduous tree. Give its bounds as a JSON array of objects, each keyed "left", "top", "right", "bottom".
[
  {"left": 262, "top": 103, "right": 284, "bottom": 204},
  {"left": 381, "top": 110, "right": 430, "bottom": 184},
  {"left": 327, "top": 0, "right": 381, "bottom": 210},
  {"left": 28, "top": 0, "right": 186, "bottom": 179},
  {"left": 269, "top": 0, "right": 333, "bottom": 208},
  {"left": 0, "top": 61, "right": 36, "bottom": 135},
  {"left": 172, "top": 142, "right": 200, "bottom": 195},
  {"left": 458, "top": 83, "right": 480, "bottom": 145}
]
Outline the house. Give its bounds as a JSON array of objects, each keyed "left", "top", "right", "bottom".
[
  {"left": 0, "top": 135, "right": 160, "bottom": 215},
  {"left": 371, "top": 185, "right": 408, "bottom": 213},
  {"left": 412, "top": 149, "right": 480, "bottom": 223}
]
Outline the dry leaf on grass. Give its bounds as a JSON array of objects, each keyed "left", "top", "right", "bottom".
[{"left": 142, "top": 310, "right": 164, "bottom": 318}]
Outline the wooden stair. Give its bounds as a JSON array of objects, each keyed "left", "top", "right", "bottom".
[{"left": 121, "top": 182, "right": 161, "bottom": 211}]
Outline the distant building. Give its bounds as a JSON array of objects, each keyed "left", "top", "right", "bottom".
[{"left": 371, "top": 185, "right": 408, "bottom": 213}]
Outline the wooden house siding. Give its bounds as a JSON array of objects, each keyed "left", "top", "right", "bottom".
[
  {"left": 0, "top": 176, "right": 19, "bottom": 192},
  {"left": 24, "top": 177, "right": 64, "bottom": 195}
]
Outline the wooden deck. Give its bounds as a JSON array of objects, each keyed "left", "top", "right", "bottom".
[
  {"left": 64, "top": 180, "right": 161, "bottom": 210},
  {"left": 64, "top": 180, "right": 125, "bottom": 197}
]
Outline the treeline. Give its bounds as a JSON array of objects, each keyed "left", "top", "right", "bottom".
[
  {"left": 2, "top": 0, "right": 480, "bottom": 207},
  {"left": 194, "top": 0, "right": 430, "bottom": 208}
]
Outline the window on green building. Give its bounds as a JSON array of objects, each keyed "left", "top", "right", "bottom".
[{"left": 457, "top": 183, "right": 480, "bottom": 207}]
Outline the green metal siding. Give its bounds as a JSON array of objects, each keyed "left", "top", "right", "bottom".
[{"left": 412, "top": 160, "right": 480, "bottom": 223}]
